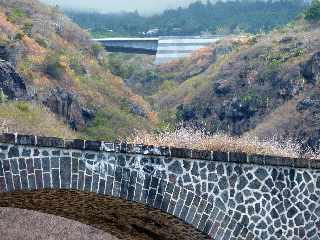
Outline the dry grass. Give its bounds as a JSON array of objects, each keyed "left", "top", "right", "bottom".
[
  {"left": 0, "top": 101, "right": 77, "bottom": 138},
  {"left": 127, "top": 127, "right": 313, "bottom": 159}
]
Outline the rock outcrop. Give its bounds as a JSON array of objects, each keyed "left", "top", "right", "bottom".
[
  {"left": 0, "top": 61, "right": 29, "bottom": 100},
  {"left": 301, "top": 51, "right": 320, "bottom": 84},
  {"left": 42, "top": 88, "right": 95, "bottom": 130}
]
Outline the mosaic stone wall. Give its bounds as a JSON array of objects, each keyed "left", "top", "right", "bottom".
[{"left": 0, "top": 134, "right": 320, "bottom": 239}]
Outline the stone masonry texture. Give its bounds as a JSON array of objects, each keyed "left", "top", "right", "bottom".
[{"left": 0, "top": 133, "right": 320, "bottom": 239}]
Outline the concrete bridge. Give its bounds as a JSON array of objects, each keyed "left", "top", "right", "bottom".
[
  {"left": 94, "top": 36, "right": 221, "bottom": 64},
  {"left": 0, "top": 133, "right": 320, "bottom": 239}
]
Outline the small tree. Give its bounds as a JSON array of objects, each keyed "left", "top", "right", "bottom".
[
  {"left": 305, "top": 0, "right": 320, "bottom": 22},
  {"left": 0, "top": 88, "right": 8, "bottom": 104}
]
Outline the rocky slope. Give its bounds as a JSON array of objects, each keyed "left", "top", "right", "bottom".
[
  {"left": 0, "top": 0, "right": 154, "bottom": 139},
  {"left": 117, "top": 17, "right": 320, "bottom": 152}
]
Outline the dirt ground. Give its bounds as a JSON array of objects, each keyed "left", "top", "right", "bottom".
[{"left": 0, "top": 207, "right": 119, "bottom": 240}]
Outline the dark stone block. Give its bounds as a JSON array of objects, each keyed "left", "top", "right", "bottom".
[
  {"left": 34, "top": 158, "right": 41, "bottom": 169},
  {"left": 255, "top": 168, "right": 269, "bottom": 181},
  {"left": 212, "top": 151, "right": 228, "bottom": 162},
  {"left": 35, "top": 170, "right": 43, "bottom": 190},
  {"left": 98, "top": 178, "right": 106, "bottom": 194},
  {"left": 113, "top": 181, "right": 121, "bottom": 197},
  {"left": 65, "top": 139, "right": 85, "bottom": 150},
  {"left": 161, "top": 193, "right": 171, "bottom": 211},
  {"left": 0, "top": 177, "right": 6, "bottom": 192},
  {"left": 203, "top": 220, "right": 213, "bottom": 235},
  {"left": 17, "top": 135, "right": 35, "bottom": 146},
  {"left": 37, "top": 136, "right": 64, "bottom": 148},
  {"left": 147, "top": 188, "right": 156, "bottom": 206},
  {"left": 122, "top": 168, "right": 130, "bottom": 181},
  {"left": 173, "top": 199, "right": 184, "bottom": 217},
  {"left": 229, "top": 152, "right": 247, "bottom": 163},
  {"left": 43, "top": 173, "right": 51, "bottom": 189},
  {"left": 10, "top": 159, "right": 19, "bottom": 174},
  {"left": 0, "top": 134, "right": 15, "bottom": 144},
  {"left": 168, "top": 160, "right": 183, "bottom": 174},
  {"left": 8, "top": 147, "right": 19, "bottom": 158},
  {"left": 120, "top": 180, "right": 129, "bottom": 199},
  {"left": 2, "top": 160, "right": 10, "bottom": 172},
  {"left": 143, "top": 175, "right": 151, "bottom": 189},
  {"left": 115, "top": 167, "right": 122, "bottom": 182},
  {"left": 192, "top": 150, "right": 211, "bottom": 160},
  {"left": 26, "top": 158, "right": 34, "bottom": 174},
  {"left": 20, "top": 170, "right": 28, "bottom": 189},
  {"left": 180, "top": 206, "right": 189, "bottom": 220},
  {"left": 85, "top": 140, "right": 101, "bottom": 151},
  {"left": 264, "top": 155, "right": 282, "bottom": 166},
  {"left": 186, "top": 205, "right": 197, "bottom": 224},
  {"left": 60, "top": 157, "right": 71, "bottom": 189},
  {"left": 185, "top": 192, "right": 194, "bottom": 206},
  {"left": 22, "top": 149, "right": 31, "bottom": 157},
  {"left": 154, "top": 194, "right": 163, "bottom": 209},
  {"left": 13, "top": 175, "right": 21, "bottom": 190},
  {"left": 170, "top": 147, "right": 192, "bottom": 159},
  {"left": 310, "top": 159, "right": 320, "bottom": 169},
  {"left": 79, "top": 159, "right": 85, "bottom": 171},
  {"left": 42, "top": 150, "right": 49, "bottom": 156},
  {"left": 133, "top": 183, "right": 142, "bottom": 202},
  {"left": 106, "top": 176, "right": 114, "bottom": 195},
  {"left": 41, "top": 158, "right": 50, "bottom": 172},
  {"left": 168, "top": 200, "right": 176, "bottom": 215},
  {"left": 151, "top": 176, "right": 159, "bottom": 189},
  {"left": 78, "top": 171, "right": 85, "bottom": 190},
  {"left": 129, "top": 171, "right": 137, "bottom": 186},
  {"left": 84, "top": 175, "right": 92, "bottom": 192},
  {"left": 91, "top": 174, "right": 99, "bottom": 192},
  {"left": 71, "top": 174, "right": 78, "bottom": 189},
  {"left": 192, "top": 213, "right": 202, "bottom": 229},
  {"left": 50, "top": 157, "right": 59, "bottom": 169},
  {"left": 127, "top": 185, "right": 135, "bottom": 201},
  {"left": 52, "top": 169, "right": 60, "bottom": 188},
  {"left": 33, "top": 149, "right": 40, "bottom": 156},
  {"left": 28, "top": 174, "right": 36, "bottom": 190},
  {"left": 72, "top": 158, "right": 78, "bottom": 173},
  {"left": 248, "top": 154, "right": 265, "bottom": 165},
  {"left": 198, "top": 213, "right": 209, "bottom": 231},
  {"left": 248, "top": 179, "right": 261, "bottom": 189}
]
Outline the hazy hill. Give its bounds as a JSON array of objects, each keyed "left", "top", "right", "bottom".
[
  {"left": 67, "top": 0, "right": 306, "bottom": 37},
  {"left": 0, "top": 0, "right": 154, "bottom": 140}
]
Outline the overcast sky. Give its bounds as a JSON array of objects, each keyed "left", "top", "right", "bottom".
[{"left": 40, "top": 0, "right": 203, "bottom": 15}]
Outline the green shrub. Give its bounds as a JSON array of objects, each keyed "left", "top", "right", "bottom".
[
  {"left": 91, "top": 43, "right": 104, "bottom": 58},
  {"left": 16, "top": 102, "right": 29, "bottom": 112},
  {"left": 14, "top": 32, "right": 25, "bottom": 41},
  {"left": 0, "top": 89, "right": 8, "bottom": 104},
  {"left": 44, "top": 54, "right": 65, "bottom": 80},
  {"left": 305, "top": 0, "right": 320, "bottom": 22},
  {"left": 22, "top": 21, "right": 33, "bottom": 37},
  {"left": 7, "top": 8, "right": 26, "bottom": 23},
  {"left": 35, "top": 37, "right": 49, "bottom": 48}
]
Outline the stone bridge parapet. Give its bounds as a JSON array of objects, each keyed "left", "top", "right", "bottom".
[{"left": 0, "top": 133, "right": 320, "bottom": 240}]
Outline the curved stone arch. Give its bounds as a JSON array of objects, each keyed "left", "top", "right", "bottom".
[
  {"left": 0, "top": 148, "right": 257, "bottom": 240},
  {"left": 4, "top": 134, "right": 320, "bottom": 239}
]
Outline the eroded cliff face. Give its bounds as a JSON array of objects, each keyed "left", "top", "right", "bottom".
[
  {"left": 42, "top": 88, "right": 95, "bottom": 130},
  {"left": 0, "top": 61, "right": 29, "bottom": 100}
]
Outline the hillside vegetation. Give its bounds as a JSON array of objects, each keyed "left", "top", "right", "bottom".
[
  {"left": 67, "top": 0, "right": 306, "bottom": 37},
  {"left": 108, "top": 2, "right": 320, "bottom": 155},
  {"left": 0, "top": 0, "right": 155, "bottom": 140},
  {"left": 165, "top": 21, "right": 320, "bottom": 152}
]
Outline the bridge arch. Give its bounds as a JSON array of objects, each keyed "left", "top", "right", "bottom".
[{"left": 0, "top": 134, "right": 320, "bottom": 239}]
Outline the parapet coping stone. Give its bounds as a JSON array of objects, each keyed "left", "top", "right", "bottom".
[{"left": 0, "top": 133, "right": 318, "bottom": 169}]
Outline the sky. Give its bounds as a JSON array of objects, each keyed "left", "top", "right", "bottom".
[{"left": 40, "top": 0, "right": 202, "bottom": 15}]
